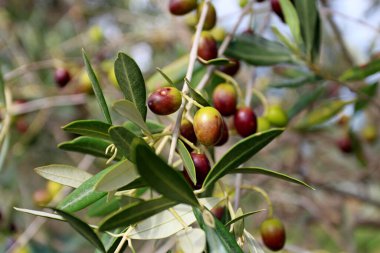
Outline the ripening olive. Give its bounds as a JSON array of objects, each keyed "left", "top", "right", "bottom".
[
  {"left": 260, "top": 218, "right": 286, "bottom": 251},
  {"left": 198, "top": 32, "right": 218, "bottom": 61},
  {"left": 169, "top": 0, "right": 197, "bottom": 16},
  {"left": 197, "top": 2, "right": 217, "bottom": 30},
  {"left": 337, "top": 137, "right": 353, "bottom": 153},
  {"left": 180, "top": 118, "right": 197, "bottom": 146},
  {"left": 234, "top": 107, "right": 257, "bottom": 137},
  {"left": 215, "top": 119, "right": 229, "bottom": 146},
  {"left": 193, "top": 106, "right": 223, "bottom": 146},
  {"left": 212, "top": 83, "right": 237, "bottom": 116},
  {"left": 148, "top": 87, "right": 182, "bottom": 115}
]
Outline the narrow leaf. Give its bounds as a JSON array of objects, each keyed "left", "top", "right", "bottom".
[
  {"left": 287, "top": 86, "right": 325, "bottom": 119},
  {"left": 99, "top": 197, "right": 177, "bottom": 231},
  {"left": 185, "top": 79, "right": 210, "bottom": 107},
  {"left": 57, "top": 163, "right": 121, "bottom": 212},
  {"left": 108, "top": 126, "right": 139, "bottom": 161},
  {"left": 53, "top": 208, "right": 106, "bottom": 253},
  {"left": 87, "top": 196, "right": 121, "bottom": 217},
  {"left": 269, "top": 75, "right": 320, "bottom": 89},
  {"left": 133, "top": 139, "right": 199, "bottom": 207},
  {"left": 95, "top": 159, "right": 139, "bottom": 192},
  {"left": 225, "top": 34, "right": 293, "bottom": 66},
  {"left": 355, "top": 82, "right": 378, "bottom": 111},
  {"left": 279, "top": 0, "right": 302, "bottom": 45},
  {"left": 156, "top": 67, "right": 174, "bottom": 86},
  {"left": 177, "top": 140, "right": 196, "bottom": 185},
  {"left": 197, "top": 57, "right": 231, "bottom": 66},
  {"left": 203, "top": 129, "right": 283, "bottom": 189},
  {"left": 225, "top": 209, "right": 265, "bottom": 227},
  {"left": 294, "top": 0, "right": 321, "bottom": 61},
  {"left": 231, "top": 167, "right": 314, "bottom": 190},
  {"left": 82, "top": 50, "right": 112, "bottom": 124},
  {"left": 0, "top": 68, "right": 5, "bottom": 107},
  {"left": 113, "top": 100, "right": 150, "bottom": 134},
  {"left": 123, "top": 120, "right": 164, "bottom": 136},
  {"left": 296, "top": 99, "right": 354, "bottom": 129},
  {"left": 114, "top": 52, "right": 147, "bottom": 119},
  {"left": 125, "top": 198, "right": 220, "bottom": 240},
  {"left": 271, "top": 26, "right": 298, "bottom": 53},
  {"left": 193, "top": 208, "right": 243, "bottom": 253},
  {"left": 14, "top": 207, "right": 64, "bottom": 221},
  {"left": 118, "top": 177, "right": 147, "bottom": 191},
  {"left": 35, "top": 164, "right": 93, "bottom": 188},
  {"left": 62, "top": 120, "right": 112, "bottom": 140},
  {"left": 339, "top": 58, "right": 380, "bottom": 81},
  {"left": 58, "top": 136, "right": 122, "bottom": 160}
]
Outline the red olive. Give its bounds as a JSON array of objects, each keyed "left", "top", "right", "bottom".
[
  {"left": 218, "top": 59, "right": 240, "bottom": 76},
  {"left": 212, "top": 83, "right": 237, "bottom": 116},
  {"left": 215, "top": 119, "right": 229, "bottom": 146},
  {"left": 54, "top": 68, "right": 71, "bottom": 88},
  {"left": 169, "top": 0, "right": 197, "bottom": 16},
  {"left": 198, "top": 32, "right": 218, "bottom": 61},
  {"left": 180, "top": 118, "right": 197, "bottom": 148},
  {"left": 183, "top": 152, "right": 211, "bottom": 189},
  {"left": 234, "top": 107, "right": 257, "bottom": 137},
  {"left": 337, "top": 137, "right": 353, "bottom": 153}
]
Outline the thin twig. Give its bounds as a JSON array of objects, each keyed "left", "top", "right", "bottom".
[{"left": 167, "top": 0, "right": 211, "bottom": 165}]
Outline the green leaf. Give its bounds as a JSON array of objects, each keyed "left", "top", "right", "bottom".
[
  {"left": 203, "top": 129, "right": 283, "bottom": 189},
  {"left": 296, "top": 99, "right": 354, "bottom": 129},
  {"left": 185, "top": 79, "right": 210, "bottom": 107},
  {"left": 57, "top": 163, "right": 120, "bottom": 212},
  {"left": 225, "top": 34, "right": 293, "bottom": 66},
  {"left": 123, "top": 120, "right": 165, "bottom": 136},
  {"left": 53, "top": 208, "right": 106, "bottom": 253},
  {"left": 156, "top": 67, "right": 174, "bottom": 86},
  {"left": 133, "top": 139, "right": 199, "bottom": 207},
  {"left": 233, "top": 208, "right": 244, "bottom": 238},
  {"left": 147, "top": 55, "right": 202, "bottom": 91},
  {"left": 108, "top": 126, "right": 139, "bottom": 161},
  {"left": 99, "top": 197, "right": 177, "bottom": 231},
  {"left": 271, "top": 26, "right": 298, "bottom": 53},
  {"left": 287, "top": 86, "right": 325, "bottom": 119},
  {"left": 279, "top": 0, "right": 302, "bottom": 45},
  {"left": 177, "top": 140, "right": 196, "bottom": 185},
  {"left": 113, "top": 100, "right": 150, "bottom": 134},
  {"left": 269, "top": 75, "right": 320, "bottom": 89},
  {"left": 294, "top": 0, "right": 321, "bottom": 61},
  {"left": 193, "top": 208, "right": 243, "bottom": 253},
  {"left": 198, "top": 57, "right": 231, "bottom": 66},
  {"left": 58, "top": 136, "right": 122, "bottom": 160},
  {"left": 62, "top": 120, "right": 112, "bottom": 140},
  {"left": 224, "top": 209, "right": 265, "bottom": 227},
  {"left": 231, "top": 167, "right": 314, "bottom": 190},
  {"left": 114, "top": 52, "right": 147, "bottom": 120},
  {"left": 118, "top": 177, "right": 147, "bottom": 191},
  {"left": 339, "top": 58, "right": 380, "bottom": 81},
  {"left": 87, "top": 196, "right": 121, "bottom": 217},
  {"left": 354, "top": 82, "right": 378, "bottom": 111},
  {"left": 82, "top": 50, "right": 112, "bottom": 124},
  {"left": 95, "top": 159, "right": 139, "bottom": 192},
  {"left": 34, "top": 164, "right": 93, "bottom": 188},
  {"left": 14, "top": 207, "right": 64, "bottom": 221}
]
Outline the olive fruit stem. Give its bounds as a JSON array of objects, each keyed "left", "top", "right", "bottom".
[
  {"left": 252, "top": 88, "right": 268, "bottom": 115},
  {"left": 179, "top": 135, "right": 201, "bottom": 153},
  {"left": 181, "top": 92, "right": 205, "bottom": 109},
  {"left": 167, "top": 0, "right": 211, "bottom": 165},
  {"left": 244, "top": 68, "right": 256, "bottom": 106},
  {"left": 241, "top": 185, "right": 274, "bottom": 218}
]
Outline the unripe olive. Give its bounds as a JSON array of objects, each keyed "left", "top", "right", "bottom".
[
  {"left": 54, "top": 68, "right": 71, "bottom": 88},
  {"left": 148, "top": 87, "right": 182, "bottom": 115},
  {"left": 257, "top": 116, "right": 271, "bottom": 132},
  {"left": 218, "top": 59, "right": 240, "bottom": 76},
  {"left": 198, "top": 32, "right": 218, "bottom": 61},
  {"left": 210, "top": 27, "right": 226, "bottom": 42},
  {"left": 169, "top": 0, "right": 197, "bottom": 16},
  {"left": 183, "top": 152, "right": 211, "bottom": 189},
  {"left": 260, "top": 218, "right": 286, "bottom": 251},
  {"left": 337, "top": 137, "right": 353, "bottom": 153},
  {"left": 234, "top": 107, "right": 257, "bottom": 137},
  {"left": 215, "top": 119, "right": 229, "bottom": 146},
  {"left": 47, "top": 181, "right": 62, "bottom": 196},
  {"left": 197, "top": 2, "right": 217, "bottom": 30},
  {"left": 212, "top": 83, "right": 237, "bottom": 116},
  {"left": 362, "top": 125, "right": 377, "bottom": 143},
  {"left": 194, "top": 106, "right": 223, "bottom": 146},
  {"left": 180, "top": 118, "right": 197, "bottom": 145},
  {"left": 265, "top": 105, "right": 288, "bottom": 127}
]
